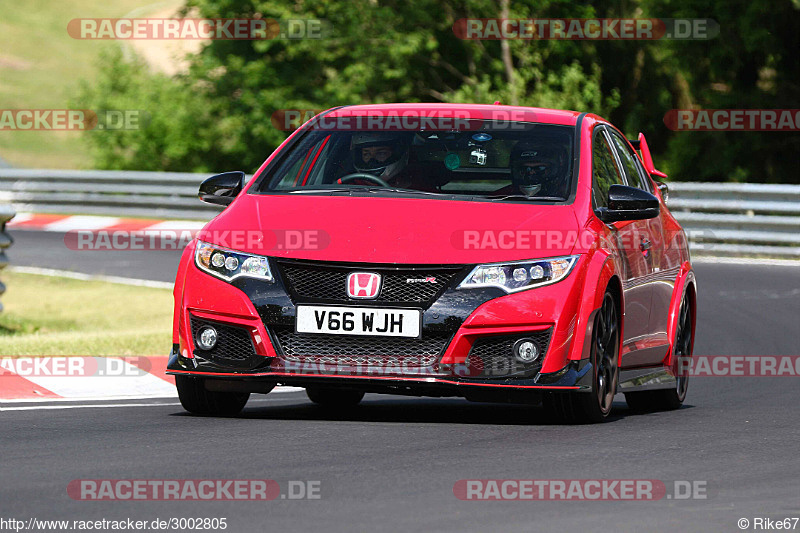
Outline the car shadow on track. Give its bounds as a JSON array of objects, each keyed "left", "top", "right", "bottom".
[{"left": 171, "top": 396, "right": 695, "bottom": 425}]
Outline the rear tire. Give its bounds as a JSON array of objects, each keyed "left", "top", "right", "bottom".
[
  {"left": 625, "top": 291, "right": 693, "bottom": 412},
  {"left": 306, "top": 387, "right": 365, "bottom": 407},
  {"left": 176, "top": 376, "right": 250, "bottom": 416},
  {"left": 544, "top": 290, "right": 619, "bottom": 424}
]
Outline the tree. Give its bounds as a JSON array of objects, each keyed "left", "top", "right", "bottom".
[{"left": 76, "top": 0, "right": 800, "bottom": 183}]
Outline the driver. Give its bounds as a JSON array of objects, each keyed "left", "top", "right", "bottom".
[
  {"left": 349, "top": 132, "right": 410, "bottom": 184},
  {"left": 500, "top": 140, "right": 570, "bottom": 197}
]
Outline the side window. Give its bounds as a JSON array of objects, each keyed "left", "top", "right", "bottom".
[
  {"left": 275, "top": 157, "right": 305, "bottom": 188},
  {"left": 272, "top": 135, "right": 331, "bottom": 188},
  {"left": 609, "top": 131, "right": 650, "bottom": 191},
  {"left": 592, "top": 131, "right": 624, "bottom": 208}
]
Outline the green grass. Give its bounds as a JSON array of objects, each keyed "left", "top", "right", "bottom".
[
  {"left": 0, "top": 0, "right": 182, "bottom": 168},
  {"left": 0, "top": 271, "right": 173, "bottom": 356}
]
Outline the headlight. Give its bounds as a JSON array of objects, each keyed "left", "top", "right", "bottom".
[
  {"left": 195, "top": 241, "right": 274, "bottom": 282},
  {"left": 458, "top": 255, "right": 579, "bottom": 293}
]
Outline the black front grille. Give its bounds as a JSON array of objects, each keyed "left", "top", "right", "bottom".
[
  {"left": 190, "top": 316, "right": 257, "bottom": 367},
  {"left": 272, "top": 326, "right": 452, "bottom": 367},
  {"left": 276, "top": 260, "right": 463, "bottom": 306},
  {"left": 467, "top": 329, "right": 553, "bottom": 378}
]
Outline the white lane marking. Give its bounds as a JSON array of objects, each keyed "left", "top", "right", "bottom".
[
  {"left": 0, "top": 389, "right": 307, "bottom": 411},
  {"left": 44, "top": 215, "right": 121, "bottom": 232},
  {"left": 0, "top": 394, "right": 176, "bottom": 404},
  {"left": 24, "top": 359, "right": 176, "bottom": 399},
  {"left": 0, "top": 402, "right": 182, "bottom": 412},
  {"left": 7, "top": 356, "right": 306, "bottom": 400},
  {"left": 5, "top": 213, "right": 34, "bottom": 224},
  {"left": 0, "top": 386, "right": 304, "bottom": 403},
  {"left": 693, "top": 256, "right": 800, "bottom": 267},
  {"left": 8, "top": 266, "right": 174, "bottom": 289}
]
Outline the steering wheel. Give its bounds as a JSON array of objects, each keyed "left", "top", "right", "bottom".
[{"left": 338, "top": 173, "right": 391, "bottom": 187}]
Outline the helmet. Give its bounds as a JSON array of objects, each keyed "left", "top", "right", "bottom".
[
  {"left": 351, "top": 132, "right": 409, "bottom": 179},
  {"left": 510, "top": 140, "right": 569, "bottom": 196}
]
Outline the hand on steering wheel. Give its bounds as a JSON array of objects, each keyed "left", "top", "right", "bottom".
[{"left": 338, "top": 173, "right": 392, "bottom": 187}]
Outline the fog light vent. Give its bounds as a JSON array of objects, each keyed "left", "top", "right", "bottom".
[
  {"left": 196, "top": 325, "right": 218, "bottom": 350},
  {"left": 466, "top": 328, "right": 552, "bottom": 379},
  {"left": 513, "top": 338, "right": 539, "bottom": 363}
]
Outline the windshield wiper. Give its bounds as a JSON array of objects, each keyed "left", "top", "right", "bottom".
[
  {"left": 286, "top": 187, "right": 351, "bottom": 194},
  {"left": 284, "top": 186, "right": 446, "bottom": 197},
  {"left": 352, "top": 186, "right": 448, "bottom": 197},
  {"left": 483, "top": 194, "right": 566, "bottom": 202}
]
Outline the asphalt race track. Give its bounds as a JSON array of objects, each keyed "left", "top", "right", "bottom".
[
  {"left": 2, "top": 229, "right": 799, "bottom": 532},
  {"left": 8, "top": 230, "right": 182, "bottom": 283}
]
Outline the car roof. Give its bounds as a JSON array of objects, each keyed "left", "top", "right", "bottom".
[{"left": 324, "top": 103, "right": 584, "bottom": 126}]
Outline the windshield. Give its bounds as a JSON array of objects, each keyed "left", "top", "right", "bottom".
[{"left": 255, "top": 120, "right": 575, "bottom": 201}]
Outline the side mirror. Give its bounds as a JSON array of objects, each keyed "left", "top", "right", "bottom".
[
  {"left": 654, "top": 180, "right": 669, "bottom": 203},
  {"left": 198, "top": 171, "right": 244, "bottom": 206},
  {"left": 595, "top": 184, "right": 660, "bottom": 223}
]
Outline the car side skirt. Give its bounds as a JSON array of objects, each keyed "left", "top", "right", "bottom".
[{"left": 617, "top": 366, "right": 677, "bottom": 392}]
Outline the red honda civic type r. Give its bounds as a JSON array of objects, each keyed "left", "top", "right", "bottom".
[{"left": 167, "top": 103, "right": 696, "bottom": 423}]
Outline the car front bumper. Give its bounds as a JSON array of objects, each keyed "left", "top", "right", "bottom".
[
  {"left": 166, "top": 346, "right": 594, "bottom": 399},
  {"left": 169, "top": 251, "right": 598, "bottom": 397}
]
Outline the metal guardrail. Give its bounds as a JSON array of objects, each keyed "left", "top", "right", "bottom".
[
  {"left": 0, "top": 204, "right": 15, "bottom": 313},
  {"left": 0, "top": 170, "right": 798, "bottom": 258},
  {"left": 668, "top": 182, "right": 800, "bottom": 258},
  {"left": 0, "top": 169, "right": 225, "bottom": 220}
]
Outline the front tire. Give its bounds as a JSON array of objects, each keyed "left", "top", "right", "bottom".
[
  {"left": 544, "top": 290, "right": 620, "bottom": 423},
  {"left": 176, "top": 376, "right": 250, "bottom": 416},
  {"left": 625, "top": 292, "right": 693, "bottom": 412},
  {"left": 306, "top": 387, "right": 365, "bottom": 407}
]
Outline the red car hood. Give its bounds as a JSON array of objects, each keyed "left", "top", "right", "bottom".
[{"left": 200, "top": 194, "right": 580, "bottom": 264}]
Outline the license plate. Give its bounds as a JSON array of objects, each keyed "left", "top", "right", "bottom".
[{"left": 296, "top": 306, "right": 421, "bottom": 337}]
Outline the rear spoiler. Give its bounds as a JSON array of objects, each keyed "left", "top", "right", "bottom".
[{"left": 628, "top": 133, "right": 667, "bottom": 179}]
